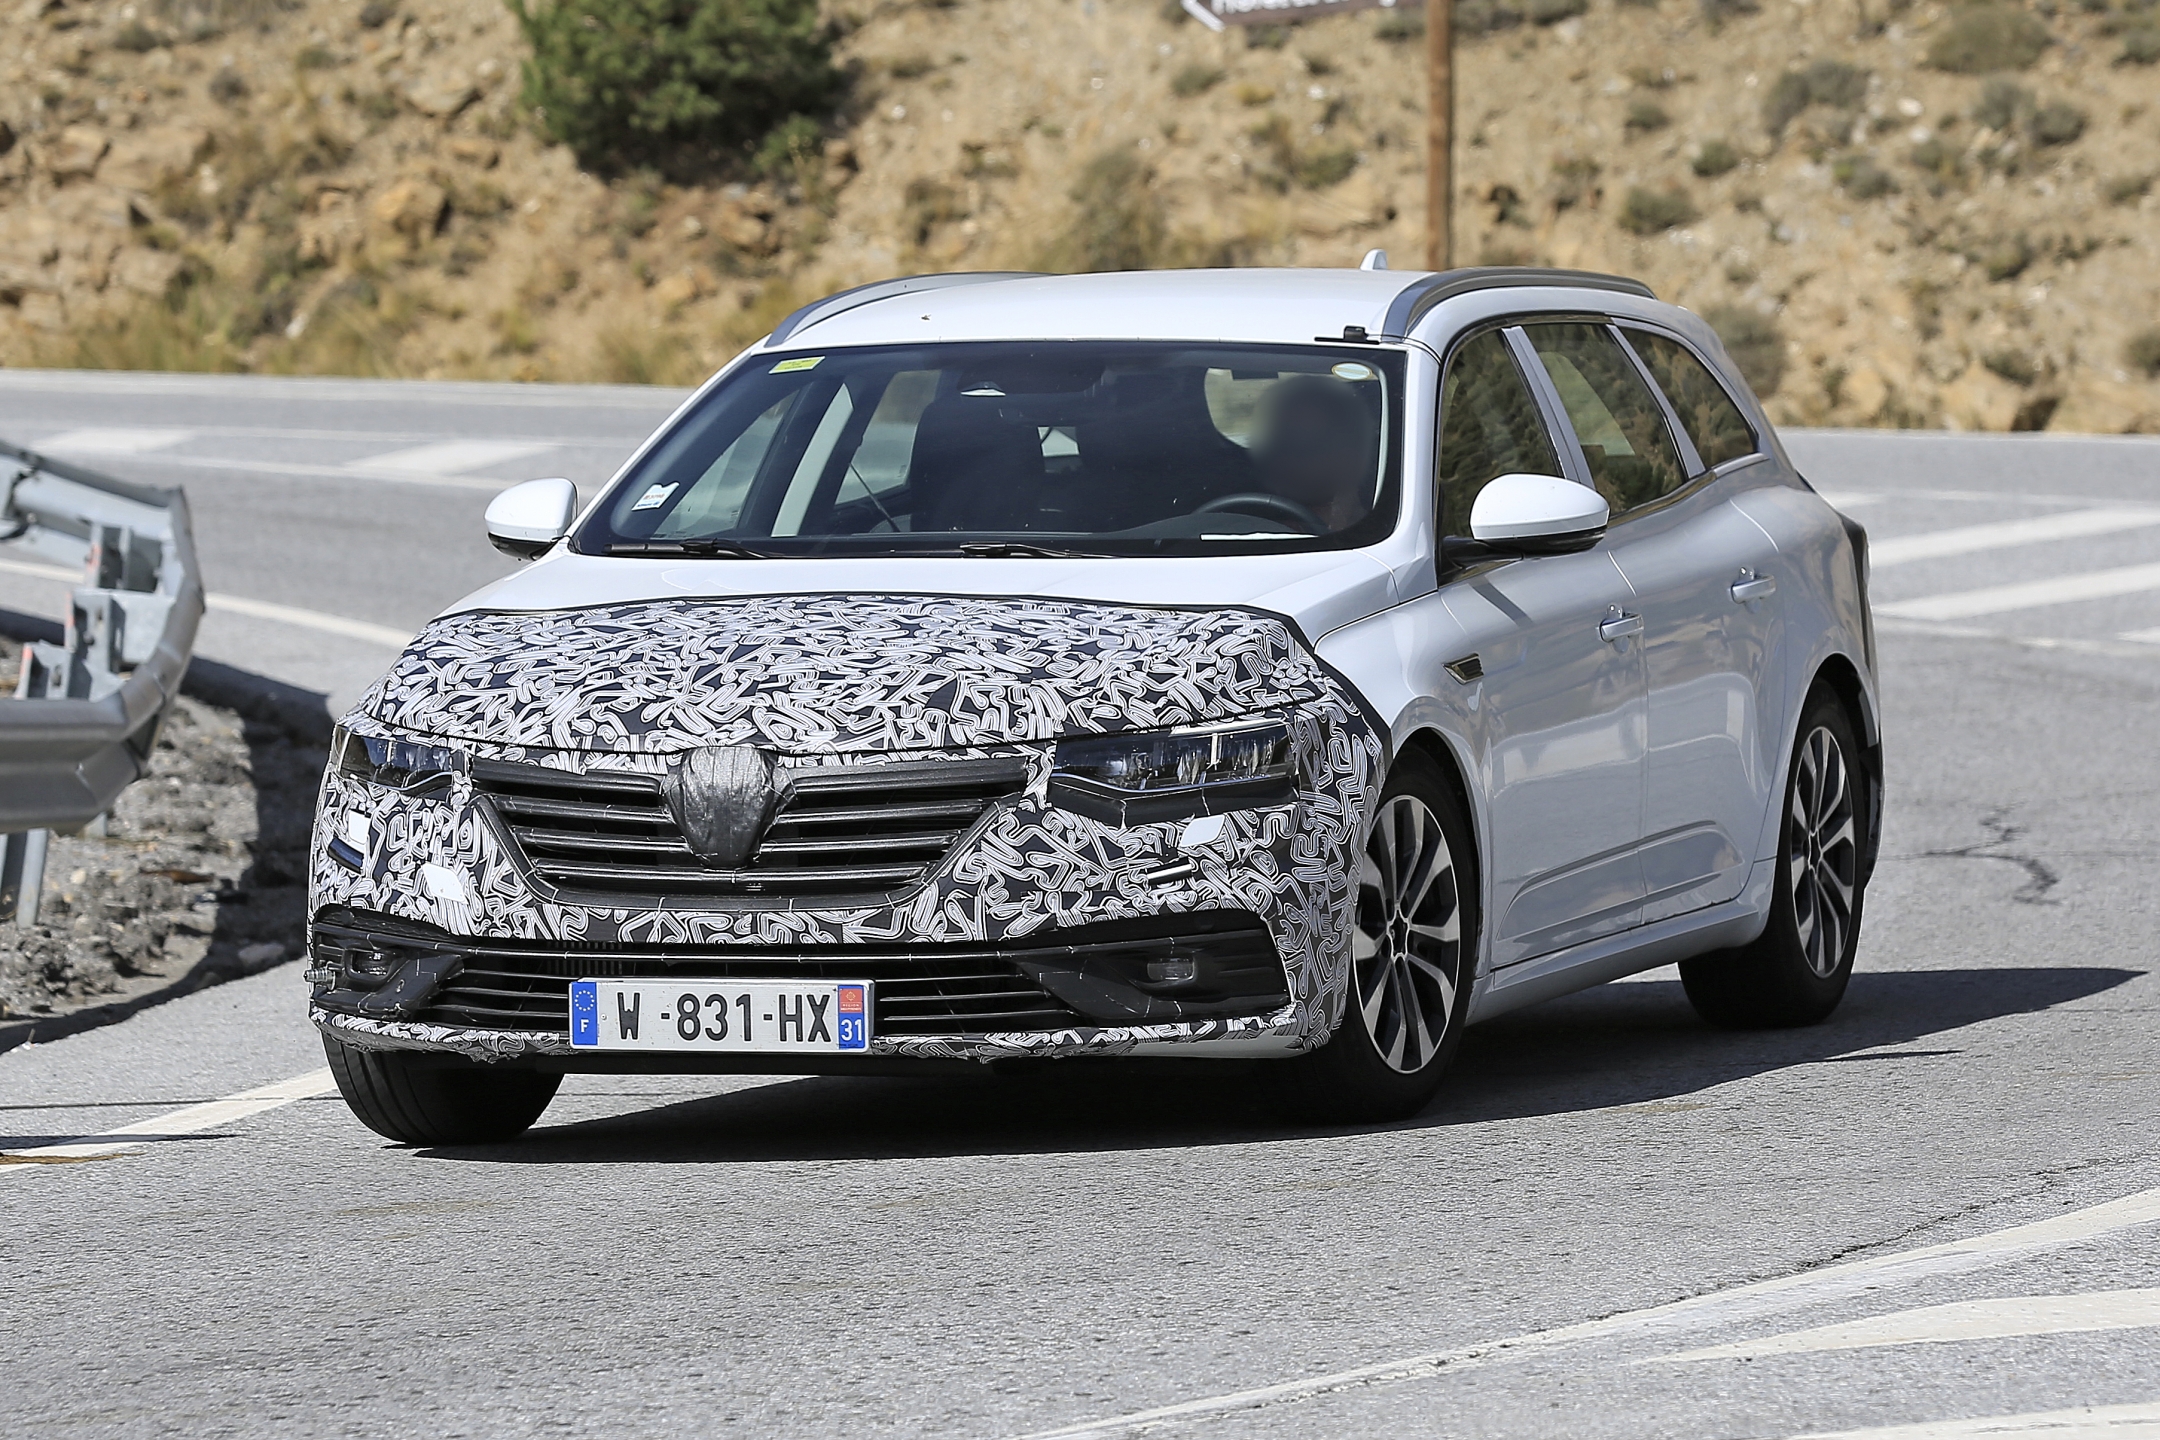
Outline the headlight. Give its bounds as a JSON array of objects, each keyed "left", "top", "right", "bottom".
[
  {"left": 333, "top": 727, "right": 467, "bottom": 794},
  {"left": 1049, "top": 719, "right": 1295, "bottom": 826}
]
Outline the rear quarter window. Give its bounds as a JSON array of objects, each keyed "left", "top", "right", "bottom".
[{"left": 1622, "top": 329, "right": 1760, "bottom": 471}]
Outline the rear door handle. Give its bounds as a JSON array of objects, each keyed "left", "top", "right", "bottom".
[
  {"left": 1731, "top": 574, "right": 1777, "bottom": 603},
  {"left": 1598, "top": 611, "right": 1643, "bottom": 643}
]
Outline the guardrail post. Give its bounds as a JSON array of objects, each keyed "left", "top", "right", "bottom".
[{"left": 0, "top": 828, "right": 49, "bottom": 928}]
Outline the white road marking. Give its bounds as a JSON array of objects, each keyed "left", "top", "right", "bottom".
[
  {"left": 1011, "top": 1184, "right": 2160, "bottom": 1439},
  {"left": 1870, "top": 508, "right": 2160, "bottom": 568},
  {"left": 1657, "top": 1289, "right": 2160, "bottom": 1362},
  {"left": 0, "top": 556, "right": 413, "bottom": 649},
  {"left": 351, "top": 439, "right": 550, "bottom": 478},
  {"left": 1876, "top": 562, "right": 2160, "bottom": 622},
  {"left": 2120, "top": 626, "right": 2160, "bottom": 645},
  {"left": 1791, "top": 1400, "right": 2160, "bottom": 1439},
  {"left": 35, "top": 427, "right": 194, "bottom": 455},
  {"left": 0, "top": 1067, "right": 336, "bottom": 1176},
  {"left": 205, "top": 593, "right": 414, "bottom": 648}
]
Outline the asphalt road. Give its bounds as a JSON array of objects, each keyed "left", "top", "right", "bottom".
[{"left": 3, "top": 371, "right": 2159, "bottom": 1439}]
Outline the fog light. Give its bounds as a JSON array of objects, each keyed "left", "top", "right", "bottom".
[{"left": 1145, "top": 954, "right": 1199, "bottom": 986}]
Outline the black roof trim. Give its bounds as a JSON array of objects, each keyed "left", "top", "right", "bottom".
[
  {"left": 765, "top": 272, "right": 1043, "bottom": 348},
  {"left": 1380, "top": 267, "right": 1656, "bottom": 339}
]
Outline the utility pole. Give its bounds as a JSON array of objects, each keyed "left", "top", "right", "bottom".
[{"left": 1424, "top": 0, "right": 1453, "bottom": 270}]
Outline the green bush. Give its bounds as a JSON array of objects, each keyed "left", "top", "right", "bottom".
[
  {"left": 1978, "top": 232, "right": 2035, "bottom": 280},
  {"left": 1625, "top": 100, "right": 1671, "bottom": 133},
  {"left": 1704, "top": 306, "right": 1786, "bottom": 396},
  {"left": 1458, "top": 0, "right": 1527, "bottom": 33},
  {"left": 1618, "top": 186, "right": 1696, "bottom": 234},
  {"left": 2121, "top": 26, "right": 2160, "bottom": 63},
  {"left": 1692, "top": 139, "right": 1741, "bottom": 176},
  {"left": 507, "top": 0, "right": 841, "bottom": 173},
  {"left": 2107, "top": 172, "right": 2155, "bottom": 205},
  {"left": 1374, "top": 8, "right": 1424, "bottom": 39},
  {"left": 1926, "top": 3, "right": 2051, "bottom": 73},
  {"left": 2128, "top": 328, "right": 2160, "bottom": 378}
]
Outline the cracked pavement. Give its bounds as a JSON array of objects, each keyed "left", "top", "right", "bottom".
[{"left": 0, "top": 403, "right": 2156, "bottom": 1438}]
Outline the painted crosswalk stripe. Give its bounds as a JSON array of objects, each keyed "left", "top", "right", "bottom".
[
  {"left": 1876, "top": 562, "right": 2160, "bottom": 622},
  {"left": 1870, "top": 508, "right": 2160, "bottom": 568},
  {"left": 0, "top": 557, "right": 412, "bottom": 648},
  {"left": 0, "top": 1068, "right": 336, "bottom": 1176},
  {"left": 349, "top": 439, "right": 549, "bottom": 477},
  {"left": 1791, "top": 1400, "right": 2160, "bottom": 1439},
  {"left": 1657, "top": 1289, "right": 2160, "bottom": 1361},
  {"left": 35, "top": 427, "right": 194, "bottom": 455}
]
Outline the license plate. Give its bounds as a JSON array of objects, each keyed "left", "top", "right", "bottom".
[{"left": 569, "top": 979, "right": 872, "bottom": 1053}]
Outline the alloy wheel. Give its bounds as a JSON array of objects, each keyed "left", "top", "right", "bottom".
[
  {"left": 1788, "top": 724, "right": 1859, "bottom": 978},
  {"left": 1352, "top": 794, "right": 1463, "bottom": 1074}
]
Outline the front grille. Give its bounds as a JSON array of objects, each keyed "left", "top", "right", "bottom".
[
  {"left": 310, "top": 908, "right": 1286, "bottom": 1037},
  {"left": 469, "top": 755, "right": 1030, "bottom": 904}
]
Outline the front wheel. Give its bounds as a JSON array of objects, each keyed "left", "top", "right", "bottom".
[
  {"left": 324, "top": 1035, "right": 561, "bottom": 1145},
  {"left": 1681, "top": 688, "right": 1870, "bottom": 1028},
  {"left": 1292, "top": 751, "right": 1477, "bottom": 1123}
]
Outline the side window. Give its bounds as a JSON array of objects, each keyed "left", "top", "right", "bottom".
[
  {"left": 1436, "top": 329, "right": 1562, "bottom": 536},
  {"left": 1523, "top": 322, "right": 1688, "bottom": 515},
  {"left": 1621, "top": 329, "right": 1758, "bottom": 471}
]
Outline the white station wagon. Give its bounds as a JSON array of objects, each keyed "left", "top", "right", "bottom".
[{"left": 308, "top": 266, "right": 1881, "bottom": 1144}]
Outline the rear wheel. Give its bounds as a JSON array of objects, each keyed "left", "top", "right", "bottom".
[
  {"left": 1293, "top": 752, "right": 1477, "bottom": 1123},
  {"left": 1681, "top": 689, "right": 1869, "bottom": 1028},
  {"left": 324, "top": 1035, "right": 561, "bottom": 1145}
]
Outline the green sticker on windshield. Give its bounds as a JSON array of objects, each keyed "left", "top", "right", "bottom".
[{"left": 770, "top": 355, "right": 824, "bottom": 373}]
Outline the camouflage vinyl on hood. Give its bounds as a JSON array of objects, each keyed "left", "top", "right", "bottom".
[{"left": 363, "top": 594, "right": 1334, "bottom": 754}]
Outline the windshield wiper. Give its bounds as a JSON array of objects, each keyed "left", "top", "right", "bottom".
[
  {"left": 952, "top": 541, "right": 1104, "bottom": 558},
  {"left": 606, "top": 538, "right": 769, "bottom": 559}
]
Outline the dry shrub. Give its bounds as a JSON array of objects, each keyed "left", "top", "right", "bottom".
[
  {"left": 1704, "top": 306, "right": 1786, "bottom": 396},
  {"left": 1926, "top": 3, "right": 2052, "bottom": 73},
  {"left": 1763, "top": 59, "right": 1869, "bottom": 135},
  {"left": 1692, "top": 139, "right": 1741, "bottom": 176},
  {"left": 1053, "top": 149, "right": 1169, "bottom": 272},
  {"left": 2128, "top": 329, "right": 2160, "bottom": 378},
  {"left": 1625, "top": 100, "right": 1670, "bottom": 134},
  {"left": 2027, "top": 99, "right": 2086, "bottom": 145},
  {"left": 1833, "top": 153, "right": 1898, "bottom": 197},
  {"left": 1618, "top": 185, "right": 1696, "bottom": 234},
  {"left": 1171, "top": 64, "right": 1223, "bottom": 97},
  {"left": 1982, "top": 348, "right": 2038, "bottom": 385}
]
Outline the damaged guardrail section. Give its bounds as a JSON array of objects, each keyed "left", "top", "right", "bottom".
[{"left": 0, "top": 437, "right": 203, "bottom": 926}]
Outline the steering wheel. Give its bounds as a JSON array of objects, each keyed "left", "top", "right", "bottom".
[{"left": 1192, "top": 492, "right": 1328, "bottom": 534}]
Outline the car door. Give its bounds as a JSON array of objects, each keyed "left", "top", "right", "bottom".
[
  {"left": 1434, "top": 327, "right": 1647, "bottom": 968},
  {"left": 1521, "top": 320, "right": 1782, "bottom": 925}
]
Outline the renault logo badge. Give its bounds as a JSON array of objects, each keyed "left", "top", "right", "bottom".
[{"left": 662, "top": 746, "right": 775, "bottom": 868}]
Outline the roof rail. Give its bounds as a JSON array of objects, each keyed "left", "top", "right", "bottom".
[
  {"left": 765, "top": 272, "right": 1042, "bottom": 348},
  {"left": 1380, "top": 267, "right": 1655, "bottom": 339}
]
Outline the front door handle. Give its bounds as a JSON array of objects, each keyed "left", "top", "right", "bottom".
[
  {"left": 1598, "top": 611, "right": 1643, "bottom": 643},
  {"left": 1731, "top": 573, "right": 1777, "bottom": 603}
]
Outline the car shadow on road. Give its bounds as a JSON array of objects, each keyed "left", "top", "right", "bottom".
[{"left": 425, "top": 964, "right": 2139, "bottom": 1164}]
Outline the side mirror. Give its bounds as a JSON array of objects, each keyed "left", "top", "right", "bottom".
[
  {"left": 485, "top": 478, "right": 578, "bottom": 560},
  {"left": 1445, "top": 473, "right": 1609, "bottom": 564}
]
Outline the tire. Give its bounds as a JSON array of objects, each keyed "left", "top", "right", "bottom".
[
  {"left": 1292, "top": 750, "right": 1478, "bottom": 1123},
  {"left": 323, "top": 1034, "right": 561, "bottom": 1145},
  {"left": 1681, "top": 688, "right": 1870, "bottom": 1029}
]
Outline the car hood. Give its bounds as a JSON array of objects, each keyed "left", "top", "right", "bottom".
[{"left": 362, "top": 592, "right": 1349, "bottom": 754}]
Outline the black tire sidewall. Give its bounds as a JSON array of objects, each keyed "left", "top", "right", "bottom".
[{"left": 1298, "top": 749, "right": 1480, "bottom": 1119}]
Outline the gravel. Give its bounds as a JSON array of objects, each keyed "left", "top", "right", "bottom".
[{"left": 0, "top": 646, "right": 327, "bottom": 1041}]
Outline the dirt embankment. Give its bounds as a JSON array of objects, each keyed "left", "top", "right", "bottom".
[
  {"left": 0, "top": 645, "right": 324, "bottom": 1040},
  {"left": 1, "top": 0, "right": 2156, "bottom": 430}
]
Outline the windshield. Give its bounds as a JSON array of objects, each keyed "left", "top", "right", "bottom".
[{"left": 573, "top": 341, "right": 1404, "bottom": 557}]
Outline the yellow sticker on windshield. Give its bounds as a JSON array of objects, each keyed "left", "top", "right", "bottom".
[
  {"left": 1331, "top": 361, "right": 1377, "bottom": 382},
  {"left": 771, "top": 355, "right": 824, "bottom": 373}
]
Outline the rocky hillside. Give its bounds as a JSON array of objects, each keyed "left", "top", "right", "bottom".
[{"left": 2, "top": 0, "right": 2157, "bottom": 430}]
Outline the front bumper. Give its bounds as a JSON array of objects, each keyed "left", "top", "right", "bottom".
[{"left": 308, "top": 718, "right": 1384, "bottom": 1065}]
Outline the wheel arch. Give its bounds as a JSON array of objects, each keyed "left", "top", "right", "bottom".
[
  {"left": 1803, "top": 650, "right": 1885, "bottom": 887},
  {"left": 1389, "top": 724, "right": 1488, "bottom": 964}
]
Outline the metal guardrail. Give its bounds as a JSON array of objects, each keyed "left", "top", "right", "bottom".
[{"left": 0, "top": 437, "right": 203, "bottom": 927}]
